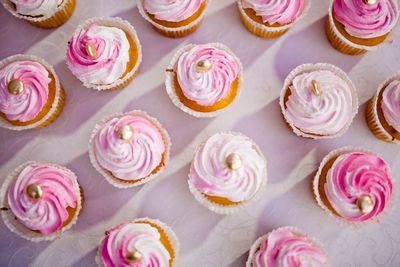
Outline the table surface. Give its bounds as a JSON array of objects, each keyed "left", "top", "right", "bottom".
[{"left": 1, "top": 1, "right": 400, "bottom": 266}]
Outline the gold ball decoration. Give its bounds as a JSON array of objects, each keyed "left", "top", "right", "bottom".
[
  {"left": 26, "top": 184, "right": 43, "bottom": 200},
  {"left": 86, "top": 42, "right": 97, "bottom": 58},
  {"left": 311, "top": 80, "right": 322, "bottom": 96},
  {"left": 7, "top": 79, "right": 24, "bottom": 95},
  {"left": 356, "top": 195, "right": 374, "bottom": 214},
  {"left": 195, "top": 59, "right": 212, "bottom": 73},
  {"left": 118, "top": 125, "right": 134, "bottom": 141},
  {"left": 125, "top": 250, "right": 142, "bottom": 263},
  {"left": 364, "top": 0, "right": 378, "bottom": 5},
  {"left": 225, "top": 153, "right": 242, "bottom": 171}
]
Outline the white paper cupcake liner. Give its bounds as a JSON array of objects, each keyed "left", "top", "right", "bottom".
[
  {"left": 66, "top": 17, "right": 142, "bottom": 91},
  {"left": 188, "top": 131, "right": 267, "bottom": 215},
  {"left": 1, "top": 0, "right": 73, "bottom": 25},
  {"left": 246, "top": 226, "right": 329, "bottom": 267},
  {"left": 88, "top": 110, "right": 171, "bottom": 189},
  {"left": 279, "top": 63, "right": 359, "bottom": 139},
  {"left": 0, "top": 161, "right": 83, "bottom": 242},
  {"left": 366, "top": 73, "right": 400, "bottom": 144},
  {"left": 95, "top": 217, "right": 180, "bottom": 267},
  {"left": 312, "top": 146, "right": 396, "bottom": 228},
  {"left": 238, "top": 0, "right": 310, "bottom": 38},
  {"left": 165, "top": 43, "right": 243, "bottom": 118},
  {"left": 0, "top": 54, "right": 63, "bottom": 131},
  {"left": 137, "top": 0, "right": 210, "bottom": 38}
]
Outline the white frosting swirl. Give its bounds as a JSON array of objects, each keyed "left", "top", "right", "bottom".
[
  {"left": 381, "top": 79, "right": 400, "bottom": 132},
  {"left": 10, "top": 0, "right": 63, "bottom": 16},
  {"left": 67, "top": 24, "right": 130, "bottom": 86},
  {"left": 143, "top": 0, "right": 205, "bottom": 22},
  {"left": 189, "top": 132, "right": 266, "bottom": 202},
  {"left": 284, "top": 70, "right": 355, "bottom": 136},
  {"left": 177, "top": 44, "right": 240, "bottom": 106}
]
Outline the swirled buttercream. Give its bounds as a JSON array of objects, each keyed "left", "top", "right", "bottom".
[
  {"left": 143, "top": 0, "right": 205, "bottom": 22},
  {"left": 381, "top": 79, "right": 400, "bottom": 132},
  {"left": 10, "top": 0, "right": 63, "bottom": 16}
]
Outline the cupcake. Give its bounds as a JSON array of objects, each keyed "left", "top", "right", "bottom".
[
  {"left": 96, "top": 217, "right": 179, "bottom": 267},
  {"left": 89, "top": 110, "right": 170, "bottom": 189},
  {"left": 366, "top": 74, "right": 400, "bottom": 143},
  {"left": 66, "top": 17, "right": 142, "bottom": 91},
  {"left": 0, "top": 54, "right": 65, "bottom": 131},
  {"left": 2, "top": 0, "right": 76, "bottom": 28},
  {"left": 0, "top": 161, "right": 83, "bottom": 242},
  {"left": 326, "top": 0, "right": 399, "bottom": 55},
  {"left": 246, "top": 227, "right": 329, "bottom": 267},
  {"left": 165, "top": 43, "right": 243, "bottom": 118},
  {"left": 238, "top": 0, "right": 311, "bottom": 38},
  {"left": 188, "top": 132, "right": 267, "bottom": 214},
  {"left": 137, "top": 0, "right": 209, "bottom": 38},
  {"left": 279, "top": 63, "right": 358, "bottom": 139},
  {"left": 313, "top": 147, "right": 393, "bottom": 224}
]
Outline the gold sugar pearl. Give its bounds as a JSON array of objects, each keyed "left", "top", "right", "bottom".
[
  {"left": 364, "top": 0, "right": 378, "bottom": 5},
  {"left": 356, "top": 195, "right": 374, "bottom": 214},
  {"left": 125, "top": 250, "right": 142, "bottom": 262},
  {"left": 118, "top": 125, "right": 134, "bottom": 141},
  {"left": 196, "top": 59, "right": 212, "bottom": 73},
  {"left": 225, "top": 153, "right": 242, "bottom": 171},
  {"left": 26, "top": 184, "right": 43, "bottom": 200},
  {"left": 86, "top": 42, "right": 97, "bottom": 58},
  {"left": 311, "top": 80, "right": 322, "bottom": 96},
  {"left": 7, "top": 79, "right": 24, "bottom": 95}
]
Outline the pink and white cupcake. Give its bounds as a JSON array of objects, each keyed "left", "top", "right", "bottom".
[
  {"left": 96, "top": 217, "right": 179, "bottom": 267},
  {"left": 246, "top": 227, "right": 329, "bottom": 267},
  {"left": 313, "top": 147, "right": 393, "bottom": 225},
  {"left": 2, "top": 0, "right": 76, "bottom": 28},
  {"left": 0, "top": 161, "right": 83, "bottom": 242},
  {"left": 279, "top": 63, "right": 358, "bottom": 139},
  {"left": 66, "top": 17, "right": 142, "bottom": 91},
  {"left": 238, "top": 0, "right": 311, "bottom": 38},
  {"left": 188, "top": 132, "right": 267, "bottom": 214},
  {"left": 326, "top": 0, "right": 399, "bottom": 55},
  {"left": 137, "top": 0, "right": 209, "bottom": 38},
  {"left": 165, "top": 43, "right": 243, "bottom": 118},
  {"left": 0, "top": 54, "right": 65, "bottom": 131},
  {"left": 89, "top": 110, "right": 170, "bottom": 189},
  {"left": 366, "top": 73, "right": 400, "bottom": 143}
]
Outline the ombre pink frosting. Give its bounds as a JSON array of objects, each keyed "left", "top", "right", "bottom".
[
  {"left": 143, "top": 0, "right": 205, "bottom": 22},
  {"left": 285, "top": 70, "right": 355, "bottom": 136},
  {"left": 67, "top": 23, "right": 130, "bottom": 86},
  {"left": 333, "top": 0, "right": 399, "bottom": 39},
  {"left": 10, "top": 0, "right": 62, "bottom": 16},
  {"left": 0, "top": 60, "right": 50, "bottom": 122},
  {"left": 189, "top": 132, "right": 266, "bottom": 202},
  {"left": 93, "top": 114, "right": 166, "bottom": 181},
  {"left": 381, "top": 79, "right": 400, "bottom": 132},
  {"left": 324, "top": 152, "right": 392, "bottom": 222},
  {"left": 252, "top": 228, "right": 328, "bottom": 267},
  {"left": 99, "top": 221, "right": 171, "bottom": 267},
  {"left": 241, "top": 0, "right": 306, "bottom": 25},
  {"left": 7, "top": 163, "right": 79, "bottom": 235},
  {"left": 177, "top": 44, "right": 240, "bottom": 106}
]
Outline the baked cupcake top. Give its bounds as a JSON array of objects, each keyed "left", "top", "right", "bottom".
[
  {"left": 99, "top": 221, "right": 171, "bottom": 267},
  {"left": 333, "top": 0, "right": 399, "bottom": 39},
  {"left": 250, "top": 227, "right": 328, "bottom": 267},
  {"left": 9, "top": 0, "right": 62, "bottom": 16},
  {"left": 241, "top": 0, "right": 306, "bottom": 25},
  {"left": 7, "top": 163, "right": 79, "bottom": 235},
  {"left": 93, "top": 114, "right": 166, "bottom": 181},
  {"left": 284, "top": 70, "right": 355, "bottom": 136},
  {"left": 189, "top": 132, "right": 266, "bottom": 202},
  {"left": 176, "top": 44, "right": 240, "bottom": 106},
  {"left": 67, "top": 23, "right": 130, "bottom": 86},
  {"left": 324, "top": 152, "right": 392, "bottom": 222},
  {"left": 143, "top": 0, "right": 205, "bottom": 22},
  {"left": 381, "top": 79, "right": 400, "bottom": 132},
  {"left": 0, "top": 60, "right": 50, "bottom": 122}
]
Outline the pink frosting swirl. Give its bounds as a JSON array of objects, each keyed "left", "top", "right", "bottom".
[
  {"left": 189, "top": 132, "right": 266, "bottom": 202},
  {"left": 381, "top": 79, "right": 400, "bottom": 132},
  {"left": 99, "top": 221, "right": 171, "bottom": 267},
  {"left": 0, "top": 60, "right": 50, "bottom": 122},
  {"left": 93, "top": 114, "right": 166, "bottom": 181},
  {"left": 7, "top": 163, "right": 79, "bottom": 235},
  {"left": 333, "top": 0, "right": 399, "bottom": 38},
  {"left": 324, "top": 152, "right": 392, "bottom": 222},
  {"left": 241, "top": 0, "right": 306, "bottom": 25},
  {"left": 177, "top": 44, "right": 240, "bottom": 106},
  {"left": 67, "top": 23, "right": 130, "bottom": 86},
  {"left": 143, "top": 0, "right": 205, "bottom": 22},
  {"left": 252, "top": 228, "right": 328, "bottom": 267}
]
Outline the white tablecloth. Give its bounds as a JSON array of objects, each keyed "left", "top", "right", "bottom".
[{"left": 1, "top": 0, "right": 400, "bottom": 266}]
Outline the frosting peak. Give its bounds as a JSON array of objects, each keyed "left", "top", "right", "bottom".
[
  {"left": 381, "top": 79, "right": 400, "bottom": 132},
  {"left": 144, "top": 0, "right": 205, "bottom": 22},
  {"left": 10, "top": 0, "right": 62, "bottom": 16}
]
